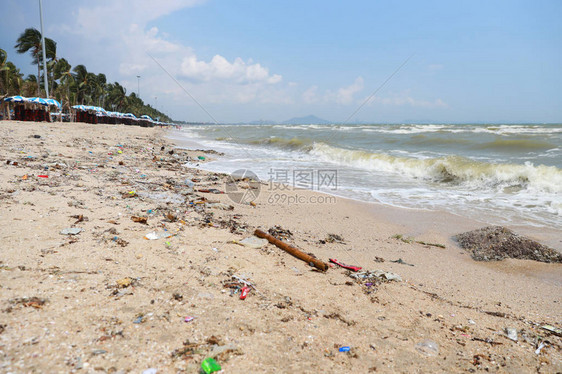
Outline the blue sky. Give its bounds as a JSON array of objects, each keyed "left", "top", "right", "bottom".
[{"left": 1, "top": 0, "right": 560, "bottom": 123}]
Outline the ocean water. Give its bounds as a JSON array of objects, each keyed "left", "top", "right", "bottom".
[{"left": 170, "top": 123, "right": 562, "bottom": 231}]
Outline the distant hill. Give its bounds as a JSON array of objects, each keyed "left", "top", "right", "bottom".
[{"left": 282, "top": 115, "right": 330, "bottom": 125}]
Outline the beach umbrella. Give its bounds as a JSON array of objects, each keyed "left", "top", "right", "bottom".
[
  {"left": 3, "top": 96, "right": 27, "bottom": 103},
  {"left": 140, "top": 114, "right": 154, "bottom": 121},
  {"left": 122, "top": 113, "right": 137, "bottom": 119},
  {"left": 28, "top": 97, "right": 49, "bottom": 106},
  {"left": 44, "top": 98, "right": 62, "bottom": 109},
  {"left": 88, "top": 106, "right": 107, "bottom": 114}
]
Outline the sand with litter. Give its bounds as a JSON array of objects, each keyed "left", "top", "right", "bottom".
[{"left": 0, "top": 121, "right": 560, "bottom": 373}]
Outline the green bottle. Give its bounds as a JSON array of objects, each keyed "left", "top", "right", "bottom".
[{"left": 201, "top": 357, "right": 221, "bottom": 374}]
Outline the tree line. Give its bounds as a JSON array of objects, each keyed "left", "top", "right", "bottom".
[{"left": 0, "top": 28, "right": 171, "bottom": 122}]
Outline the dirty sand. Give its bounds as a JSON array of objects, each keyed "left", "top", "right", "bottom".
[{"left": 0, "top": 120, "right": 560, "bottom": 373}]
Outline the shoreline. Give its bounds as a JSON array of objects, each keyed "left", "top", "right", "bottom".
[
  {"left": 168, "top": 129, "right": 562, "bottom": 251},
  {"left": 1, "top": 121, "right": 560, "bottom": 372}
]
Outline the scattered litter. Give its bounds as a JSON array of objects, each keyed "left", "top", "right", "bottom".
[
  {"left": 38, "top": 175, "right": 49, "bottom": 178},
  {"left": 239, "top": 286, "right": 251, "bottom": 300},
  {"left": 142, "top": 369, "right": 158, "bottom": 374},
  {"left": 112, "top": 236, "right": 129, "bottom": 247},
  {"left": 329, "top": 258, "right": 362, "bottom": 272},
  {"left": 116, "top": 277, "right": 133, "bottom": 288},
  {"left": 197, "top": 156, "right": 206, "bottom": 161},
  {"left": 268, "top": 225, "right": 292, "bottom": 241},
  {"left": 535, "top": 342, "right": 546, "bottom": 355},
  {"left": 201, "top": 357, "right": 221, "bottom": 374},
  {"left": 392, "top": 234, "right": 445, "bottom": 248},
  {"left": 349, "top": 270, "right": 402, "bottom": 283},
  {"left": 9, "top": 297, "right": 47, "bottom": 309},
  {"left": 236, "top": 237, "right": 268, "bottom": 249},
  {"left": 415, "top": 339, "right": 439, "bottom": 357},
  {"left": 131, "top": 216, "right": 148, "bottom": 224},
  {"left": 390, "top": 258, "right": 414, "bottom": 267},
  {"left": 222, "top": 275, "right": 257, "bottom": 298},
  {"left": 184, "top": 316, "right": 195, "bottom": 323},
  {"left": 373, "top": 256, "right": 385, "bottom": 263},
  {"left": 471, "top": 337, "right": 502, "bottom": 346},
  {"left": 197, "top": 188, "right": 223, "bottom": 194},
  {"left": 122, "top": 190, "right": 137, "bottom": 198},
  {"left": 60, "top": 228, "right": 82, "bottom": 235},
  {"left": 144, "top": 231, "right": 173, "bottom": 240},
  {"left": 541, "top": 325, "right": 562, "bottom": 337},
  {"left": 319, "top": 233, "right": 345, "bottom": 244},
  {"left": 505, "top": 327, "right": 518, "bottom": 342},
  {"left": 207, "top": 202, "right": 234, "bottom": 210},
  {"left": 70, "top": 214, "right": 87, "bottom": 224},
  {"left": 338, "top": 346, "right": 351, "bottom": 352}
]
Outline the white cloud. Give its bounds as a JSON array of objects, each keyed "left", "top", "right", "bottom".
[
  {"left": 302, "top": 77, "right": 364, "bottom": 105},
  {"left": 53, "top": 0, "right": 285, "bottom": 112},
  {"left": 335, "top": 76, "right": 364, "bottom": 105},
  {"left": 180, "top": 55, "right": 282, "bottom": 84},
  {"left": 302, "top": 86, "right": 319, "bottom": 104}
]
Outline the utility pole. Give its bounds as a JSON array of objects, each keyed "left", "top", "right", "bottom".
[
  {"left": 137, "top": 75, "right": 141, "bottom": 97},
  {"left": 39, "top": 0, "right": 49, "bottom": 98}
]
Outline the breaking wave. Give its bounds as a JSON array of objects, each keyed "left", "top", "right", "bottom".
[
  {"left": 248, "top": 137, "right": 314, "bottom": 150},
  {"left": 310, "top": 143, "right": 562, "bottom": 193}
]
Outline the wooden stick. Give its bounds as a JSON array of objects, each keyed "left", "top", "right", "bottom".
[{"left": 254, "top": 229, "right": 329, "bottom": 271}]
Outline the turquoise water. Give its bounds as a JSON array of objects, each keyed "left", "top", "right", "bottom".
[{"left": 171, "top": 123, "right": 562, "bottom": 230}]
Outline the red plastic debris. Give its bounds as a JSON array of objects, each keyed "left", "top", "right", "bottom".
[
  {"left": 329, "top": 258, "right": 362, "bottom": 272},
  {"left": 239, "top": 286, "right": 250, "bottom": 300}
]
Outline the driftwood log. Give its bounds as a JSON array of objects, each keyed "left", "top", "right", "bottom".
[{"left": 254, "top": 229, "right": 329, "bottom": 271}]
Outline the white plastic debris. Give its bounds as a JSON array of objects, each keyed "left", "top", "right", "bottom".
[
  {"left": 415, "top": 339, "right": 439, "bottom": 356},
  {"left": 238, "top": 237, "right": 269, "bottom": 249},
  {"left": 505, "top": 327, "right": 518, "bottom": 342},
  {"left": 144, "top": 231, "right": 173, "bottom": 240},
  {"left": 535, "top": 342, "right": 545, "bottom": 355},
  {"left": 60, "top": 228, "right": 82, "bottom": 235}
]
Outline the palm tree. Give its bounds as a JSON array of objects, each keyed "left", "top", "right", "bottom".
[
  {"left": 72, "top": 64, "right": 89, "bottom": 104},
  {"left": 94, "top": 73, "right": 107, "bottom": 107},
  {"left": 45, "top": 38, "right": 58, "bottom": 96},
  {"left": 106, "top": 82, "right": 128, "bottom": 112},
  {"left": 4, "top": 62, "right": 24, "bottom": 97},
  {"left": 0, "top": 49, "right": 9, "bottom": 97},
  {"left": 54, "top": 58, "right": 73, "bottom": 108},
  {"left": 14, "top": 27, "right": 56, "bottom": 97},
  {"left": 22, "top": 74, "right": 38, "bottom": 97}
]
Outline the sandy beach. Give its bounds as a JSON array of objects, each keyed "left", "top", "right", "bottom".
[{"left": 0, "top": 120, "right": 560, "bottom": 373}]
